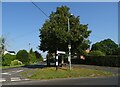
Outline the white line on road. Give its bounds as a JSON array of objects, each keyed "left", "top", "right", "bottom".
[
  {"left": 11, "top": 77, "right": 21, "bottom": 82},
  {"left": 22, "top": 78, "right": 30, "bottom": 81},
  {"left": 0, "top": 78, "right": 6, "bottom": 82},
  {"left": 2, "top": 72, "right": 11, "bottom": 75},
  {"left": 0, "top": 77, "right": 30, "bottom": 82},
  {"left": 12, "top": 70, "right": 23, "bottom": 73},
  {"left": 2, "top": 69, "right": 24, "bottom": 75}
]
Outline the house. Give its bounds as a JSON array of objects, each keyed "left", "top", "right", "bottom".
[
  {"left": 85, "top": 48, "right": 90, "bottom": 53},
  {"left": 4, "top": 50, "right": 16, "bottom": 55}
]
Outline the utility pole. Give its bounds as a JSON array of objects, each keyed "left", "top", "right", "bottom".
[{"left": 67, "top": 16, "right": 71, "bottom": 70}]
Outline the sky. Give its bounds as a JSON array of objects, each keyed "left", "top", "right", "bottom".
[{"left": 2, "top": 2, "right": 118, "bottom": 58}]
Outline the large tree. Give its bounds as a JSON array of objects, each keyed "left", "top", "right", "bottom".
[
  {"left": 39, "top": 6, "right": 91, "bottom": 56},
  {"left": 91, "top": 39, "right": 119, "bottom": 55}
]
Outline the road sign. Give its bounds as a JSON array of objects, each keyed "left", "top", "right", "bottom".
[{"left": 57, "top": 51, "right": 65, "bottom": 54}]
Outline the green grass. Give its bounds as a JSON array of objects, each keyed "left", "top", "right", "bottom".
[
  {"left": 21, "top": 67, "right": 116, "bottom": 80},
  {"left": 0, "top": 64, "right": 24, "bottom": 69}
]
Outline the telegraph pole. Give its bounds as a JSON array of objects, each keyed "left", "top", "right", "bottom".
[{"left": 67, "top": 17, "right": 71, "bottom": 70}]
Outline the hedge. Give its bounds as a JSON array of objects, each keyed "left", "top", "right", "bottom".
[
  {"left": 84, "top": 55, "right": 120, "bottom": 67},
  {"left": 48, "top": 55, "right": 120, "bottom": 67}
]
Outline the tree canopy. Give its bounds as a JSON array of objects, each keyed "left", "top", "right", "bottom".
[
  {"left": 16, "top": 50, "right": 29, "bottom": 65},
  {"left": 39, "top": 6, "right": 91, "bottom": 55},
  {"left": 91, "top": 39, "right": 119, "bottom": 55}
]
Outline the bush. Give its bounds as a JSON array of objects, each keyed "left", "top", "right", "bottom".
[
  {"left": 2, "top": 53, "right": 16, "bottom": 66},
  {"left": 16, "top": 50, "right": 29, "bottom": 65},
  {"left": 10, "top": 59, "right": 22, "bottom": 66},
  {"left": 88, "top": 50, "right": 105, "bottom": 56},
  {"left": 34, "top": 51, "right": 43, "bottom": 62},
  {"left": 29, "top": 53, "right": 36, "bottom": 64},
  {"left": 63, "top": 55, "right": 120, "bottom": 67},
  {"left": 85, "top": 55, "right": 120, "bottom": 67}
]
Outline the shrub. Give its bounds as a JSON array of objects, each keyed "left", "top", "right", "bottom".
[
  {"left": 16, "top": 50, "right": 29, "bottom": 65},
  {"left": 29, "top": 53, "right": 36, "bottom": 64},
  {"left": 63, "top": 55, "right": 120, "bottom": 67},
  {"left": 85, "top": 55, "right": 120, "bottom": 67},
  {"left": 34, "top": 51, "right": 43, "bottom": 62},
  {"left": 88, "top": 50, "right": 105, "bottom": 56},
  {"left": 2, "top": 53, "right": 16, "bottom": 66},
  {"left": 10, "top": 59, "right": 22, "bottom": 66}
]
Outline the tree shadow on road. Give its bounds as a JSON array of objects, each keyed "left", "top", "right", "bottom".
[
  {"left": 21, "top": 65, "right": 46, "bottom": 69},
  {"left": 21, "top": 64, "right": 56, "bottom": 69}
]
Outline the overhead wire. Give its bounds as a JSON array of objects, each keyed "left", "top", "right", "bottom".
[
  {"left": 12, "top": 1, "right": 49, "bottom": 42},
  {"left": 31, "top": 2, "right": 49, "bottom": 18}
]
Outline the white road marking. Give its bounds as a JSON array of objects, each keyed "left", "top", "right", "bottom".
[
  {"left": 22, "top": 78, "right": 29, "bottom": 81},
  {"left": 0, "top": 78, "right": 6, "bottom": 82},
  {"left": 0, "top": 77, "right": 30, "bottom": 82},
  {"left": 11, "top": 77, "right": 21, "bottom": 81},
  {"left": 2, "top": 72, "right": 11, "bottom": 75},
  {"left": 15, "top": 70, "right": 23, "bottom": 73},
  {"left": 2, "top": 69, "right": 23, "bottom": 75}
]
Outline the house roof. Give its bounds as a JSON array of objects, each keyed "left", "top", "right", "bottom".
[{"left": 8, "top": 51, "right": 15, "bottom": 53}]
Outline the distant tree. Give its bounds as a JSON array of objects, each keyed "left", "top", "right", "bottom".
[
  {"left": 16, "top": 50, "right": 29, "bottom": 65},
  {"left": 34, "top": 51, "right": 43, "bottom": 62},
  {"left": 113, "top": 47, "right": 120, "bottom": 55},
  {"left": 91, "top": 39, "right": 118, "bottom": 55},
  {"left": 88, "top": 50, "right": 105, "bottom": 56},
  {"left": 29, "top": 48, "right": 34, "bottom": 54},
  {"left": 39, "top": 5, "right": 91, "bottom": 56},
  {"left": 29, "top": 48, "right": 36, "bottom": 64}
]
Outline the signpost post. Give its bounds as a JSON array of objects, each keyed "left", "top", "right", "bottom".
[{"left": 68, "top": 44, "right": 71, "bottom": 70}]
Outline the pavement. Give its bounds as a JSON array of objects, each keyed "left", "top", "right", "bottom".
[{"left": 1, "top": 62, "right": 120, "bottom": 85}]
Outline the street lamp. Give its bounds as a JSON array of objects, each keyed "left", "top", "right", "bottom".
[{"left": 67, "top": 14, "right": 73, "bottom": 70}]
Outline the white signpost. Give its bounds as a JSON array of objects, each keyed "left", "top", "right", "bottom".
[
  {"left": 68, "top": 44, "right": 71, "bottom": 70},
  {"left": 57, "top": 51, "right": 65, "bottom": 54},
  {"left": 56, "top": 51, "right": 66, "bottom": 70}
]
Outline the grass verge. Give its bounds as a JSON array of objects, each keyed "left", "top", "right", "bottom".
[{"left": 21, "top": 67, "right": 116, "bottom": 80}]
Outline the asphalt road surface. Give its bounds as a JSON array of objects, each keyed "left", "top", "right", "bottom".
[
  {"left": 3, "top": 76, "right": 119, "bottom": 85},
  {"left": 1, "top": 62, "right": 119, "bottom": 85}
]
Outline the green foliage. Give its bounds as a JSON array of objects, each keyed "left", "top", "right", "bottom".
[
  {"left": 34, "top": 51, "right": 43, "bottom": 62},
  {"left": 113, "top": 47, "right": 120, "bottom": 55},
  {"left": 29, "top": 48, "right": 37, "bottom": 64},
  {"left": 39, "top": 5, "right": 91, "bottom": 55},
  {"left": 29, "top": 48, "right": 33, "bottom": 54},
  {"left": 63, "top": 55, "right": 120, "bottom": 67},
  {"left": 91, "top": 39, "right": 118, "bottom": 55},
  {"left": 16, "top": 50, "right": 29, "bottom": 65},
  {"left": 88, "top": 50, "right": 105, "bottom": 56},
  {"left": 2, "top": 53, "right": 16, "bottom": 66},
  {"left": 29, "top": 54, "right": 36, "bottom": 64},
  {"left": 84, "top": 56, "right": 120, "bottom": 67},
  {"left": 10, "top": 59, "right": 22, "bottom": 66}
]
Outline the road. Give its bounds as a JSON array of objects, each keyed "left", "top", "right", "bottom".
[
  {"left": 3, "top": 76, "right": 119, "bottom": 85},
  {"left": 1, "top": 62, "right": 119, "bottom": 85}
]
